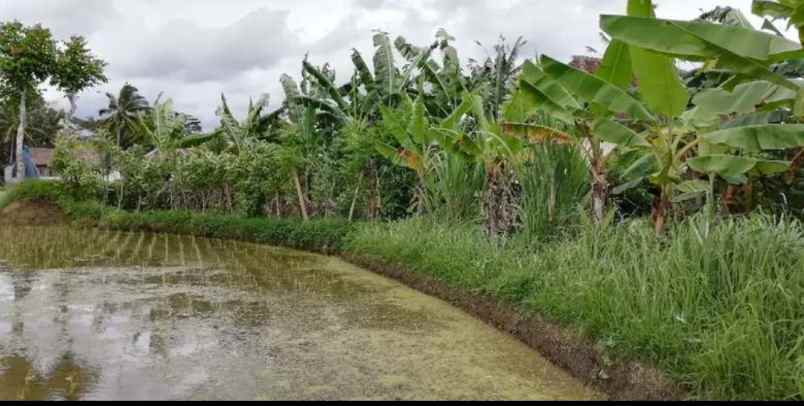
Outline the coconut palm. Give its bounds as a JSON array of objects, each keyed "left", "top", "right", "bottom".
[{"left": 99, "top": 83, "right": 150, "bottom": 149}]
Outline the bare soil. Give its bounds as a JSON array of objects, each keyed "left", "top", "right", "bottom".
[{"left": 0, "top": 199, "right": 67, "bottom": 227}]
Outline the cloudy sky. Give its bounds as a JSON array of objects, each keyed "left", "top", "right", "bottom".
[{"left": 0, "top": 0, "right": 782, "bottom": 129}]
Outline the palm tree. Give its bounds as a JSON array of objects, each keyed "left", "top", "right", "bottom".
[{"left": 99, "top": 83, "right": 150, "bottom": 149}]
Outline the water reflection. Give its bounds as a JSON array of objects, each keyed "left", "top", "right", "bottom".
[{"left": 0, "top": 226, "right": 600, "bottom": 400}]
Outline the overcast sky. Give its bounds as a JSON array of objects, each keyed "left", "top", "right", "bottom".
[{"left": 1, "top": 0, "right": 784, "bottom": 130}]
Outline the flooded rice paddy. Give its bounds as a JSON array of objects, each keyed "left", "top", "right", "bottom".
[{"left": 0, "top": 226, "right": 600, "bottom": 400}]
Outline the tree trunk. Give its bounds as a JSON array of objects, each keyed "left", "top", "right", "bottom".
[
  {"left": 67, "top": 93, "right": 78, "bottom": 119},
  {"left": 348, "top": 175, "right": 362, "bottom": 222},
  {"left": 590, "top": 145, "right": 608, "bottom": 225},
  {"left": 275, "top": 192, "right": 281, "bottom": 217},
  {"left": 292, "top": 169, "right": 309, "bottom": 221},
  {"left": 482, "top": 163, "right": 518, "bottom": 237},
  {"left": 116, "top": 126, "right": 123, "bottom": 149},
  {"left": 15, "top": 92, "right": 26, "bottom": 181},
  {"left": 591, "top": 177, "right": 608, "bottom": 224},
  {"left": 652, "top": 186, "right": 672, "bottom": 235},
  {"left": 415, "top": 175, "right": 426, "bottom": 215}
]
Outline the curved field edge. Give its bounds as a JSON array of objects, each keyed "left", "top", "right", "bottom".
[{"left": 2, "top": 183, "right": 802, "bottom": 400}]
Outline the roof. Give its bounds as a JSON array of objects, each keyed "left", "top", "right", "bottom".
[
  {"left": 30, "top": 146, "right": 101, "bottom": 168},
  {"left": 30, "top": 148, "right": 55, "bottom": 167},
  {"left": 569, "top": 55, "right": 602, "bottom": 74}
]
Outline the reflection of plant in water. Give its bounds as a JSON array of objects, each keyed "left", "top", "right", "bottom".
[{"left": 0, "top": 354, "right": 96, "bottom": 401}]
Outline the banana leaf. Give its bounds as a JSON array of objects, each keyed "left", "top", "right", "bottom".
[
  {"left": 540, "top": 55, "right": 655, "bottom": 121},
  {"left": 703, "top": 124, "right": 804, "bottom": 152},
  {"left": 688, "top": 154, "right": 791, "bottom": 183},
  {"left": 626, "top": 0, "right": 689, "bottom": 118}
]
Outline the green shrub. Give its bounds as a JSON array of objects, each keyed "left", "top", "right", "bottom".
[
  {"left": 51, "top": 136, "right": 106, "bottom": 201},
  {"left": 0, "top": 180, "right": 67, "bottom": 209}
]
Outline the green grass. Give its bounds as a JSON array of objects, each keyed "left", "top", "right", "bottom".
[
  {"left": 1, "top": 181, "right": 354, "bottom": 254},
  {"left": 0, "top": 180, "right": 65, "bottom": 210},
  {"left": 3, "top": 180, "right": 803, "bottom": 399},
  {"left": 346, "top": 216, "right": 804, "bottom": 400}
]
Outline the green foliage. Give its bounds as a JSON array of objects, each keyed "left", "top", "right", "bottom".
[
  {"left": 3, "top": 9, "right": 803, "bottom": 399},
  {"left": 0, "top": 180, "right": 65, "bottom": 209},
  {"left": 423, "top": 152, "right": 484, "bottom": 223},
  {"left": 0, "top": 21, "right": 58, "bottom": 92},
  {"left": 752, "top": 0, "right": 804, "bottom": 44},
  {"left": 51, "top": 136, "right": 105, "bottom": 201},
  {"left": 519, "top": 143, "right": 590, "bottom": 242},
  {"left": 99, "top": 83, "right": 151, "bottom": 149},
  {"left": 51, "top": 36, "right": 108, "bottom": 107},
  {"left": 0, "top": 92, "right": 64, "bottom": 160}
]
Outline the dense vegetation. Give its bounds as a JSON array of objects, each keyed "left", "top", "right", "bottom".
[{"left": 2, "top": 0, "right": 804, "bottom": 400}]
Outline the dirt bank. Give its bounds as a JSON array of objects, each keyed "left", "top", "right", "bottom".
[
  {"left": 347, "top": 256, "right": 684, "bottom": 401},
  {"left": 0, "top": 199, "right": 67, "bottom": 227}
]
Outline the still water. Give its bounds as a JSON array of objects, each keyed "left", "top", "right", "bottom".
[{"left": 0, "top": 226, "right": 600, "bottom": 400}]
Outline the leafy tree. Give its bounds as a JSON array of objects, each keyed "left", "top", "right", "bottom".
[
  {"left": 0, "top": 21, "right": 58, "bottom": 180},
  {"left": 0, "top": 93, "right": 65, "bottom": 165},
  {"left": 51, "top": 36, "right": 108, "bottom": 118}
]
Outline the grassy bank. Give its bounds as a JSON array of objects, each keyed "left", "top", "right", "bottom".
[
  {"left": 2, "top": 181, "right": 802, "bottom": 400},
  {"left": 0, "top": 181, "right": 353, "bottom": 254},
  {"left": 348, "top": 218, "right": 803, "bottom": 400}
]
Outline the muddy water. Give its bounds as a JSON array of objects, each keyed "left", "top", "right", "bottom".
[{"left": 0, "top": 226, "right": 601, "bottom": 400}]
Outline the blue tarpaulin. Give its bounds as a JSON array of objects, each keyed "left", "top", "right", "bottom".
[{"left": 9, "top": 146, "right": 40, "bottom": 179}]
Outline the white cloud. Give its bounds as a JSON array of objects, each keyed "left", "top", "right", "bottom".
[{"left": 0, "top": 0, "right": 791, "bottom": 130}]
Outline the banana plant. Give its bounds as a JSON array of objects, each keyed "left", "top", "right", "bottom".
[
  {"left": 374, "top": 94, "right": 437, "bottom": 214},
  {"left": 587, "top": 0, "right": 804, "bottom": 232},
  {"left": 137, "top": 97, "right": 196, "bottom": 155},
  {"left": 508, "top": 54, "right": 648, "bottom": 225},
  {"left": 600, "top": 2, "right": 804, "bottom": 117},
  {"left": 215, "top": 94, "right": 283, "bottom": 154},
  {"left": 396, "top": 29, "right": 467, "bottom": 117},
  {"left": 431, "top": 92, "right": 527, "bottom": 235},
  {"left": 278, "top": 74, "right": 330, "bottom": 221},
  {"left": 299, "top": 31, "right": 433, "bottom": 124}
]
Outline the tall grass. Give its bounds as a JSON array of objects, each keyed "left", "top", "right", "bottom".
[
  {"left": 347, "top": 215, "right": 804, "bottom": 400},
  {"left": 424, "top": 153, "right": 485, "bottom": 223},
  {"left": 518, "top": 143, "right": 589, "bottom": 242}
]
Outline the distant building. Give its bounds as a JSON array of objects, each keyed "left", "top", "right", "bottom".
[
  {"left": 30, "top": 148, "right": 56, "bottom": 177},
  {"left": 569, "top": 56, "right": 602, "bottom": 74}
]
